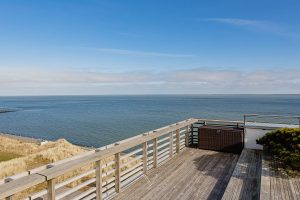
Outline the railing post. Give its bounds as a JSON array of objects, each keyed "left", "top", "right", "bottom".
[
  {"left": 47, "top": 178, "right": 55, "bottom": 200},
  {"left": 153, "top": 138, "right": 158, "bottom": 168},
  {"left": 115, "top": 152, "right": 121, "bottom": 193},
  {"left": 5, "top": 178, "right": 13, "bottom": 200},
  {"left": 96, "top": 160, "right": 103, "bottom": 200},
  {"left": 176, "top": 129, "right": 180, "bottom": 153},
  {"left": 143, "top": 142, "right": 148, "bottom": 175},
  {"left": 185, "top": 126, "right": 189, "bottom": 147},
  {"left": 190, "top": 124, "right": 194, "bottom": 146},
  {"left": 169, "top": 132, "right": 173, "bottom": 158}
]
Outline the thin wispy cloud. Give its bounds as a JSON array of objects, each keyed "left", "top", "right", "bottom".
[
  {"left": 0, "top": 69, "right": 157, "bottom": 84},
  {"left": 0, "top": 68, "right": 300, "bottom": 95},
  {"left": 203, "top": 17, "right": 278, "bottom": 32},
  {"left": 205, "top": 18, "right": 261, "bottom": 26},
  {"left": 95, "top": 48, "right": 193, "bottom": 58},
  {"left": 203, "top": 18, "right": 298, "bottom": 39}
]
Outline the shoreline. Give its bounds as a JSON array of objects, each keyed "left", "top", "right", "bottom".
[
  {"left": 0, "top": 132, "right": 42, "bottom": 144},
  {"left": 0, "top": 132, "right": 93, "bottom": 151}
]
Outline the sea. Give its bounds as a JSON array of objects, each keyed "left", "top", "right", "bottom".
[{"left": 0, "top": 95, "right": 299, "bottom": 147}]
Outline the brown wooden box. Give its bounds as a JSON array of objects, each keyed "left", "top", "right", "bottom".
[{"left": 198, "top": 125, "right": 244, "bottom": 154}]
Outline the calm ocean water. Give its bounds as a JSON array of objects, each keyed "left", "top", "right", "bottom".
[{"left": 0, "top": 95, "right": 299, "bottom": 147}]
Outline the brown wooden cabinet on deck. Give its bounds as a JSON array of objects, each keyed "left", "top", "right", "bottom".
[{"left": 198, "top": 125, "right": 244, "bottom": 154}]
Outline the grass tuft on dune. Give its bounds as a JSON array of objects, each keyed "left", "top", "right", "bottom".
[
  {"left": 0, "top": 134, "right": 140, "bottom": 199},
  {"left": 0, "top": 135, "right": 87, "bottom": 179}
]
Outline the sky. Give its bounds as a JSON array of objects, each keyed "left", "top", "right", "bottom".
[{"left": 0, "top": 0, "right": 300, "bottom": 95}]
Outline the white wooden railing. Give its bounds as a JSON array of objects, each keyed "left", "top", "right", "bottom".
[{"left": 0, "top": 118, "right": 245, "bottom": 200}]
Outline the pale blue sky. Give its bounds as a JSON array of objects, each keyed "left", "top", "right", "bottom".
[{"left": 0, "top": 0, "right": 300, "bottom": 95}]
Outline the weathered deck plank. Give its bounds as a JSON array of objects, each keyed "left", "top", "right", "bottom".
[
  {"left": 260, "top": 153, "right": 300, "bottom": 200},
  {"left": 113, "top": 148, "right": 238, "bottom": 200},
  {"left": 222, "top": 149, "right": 262, "bottom": 200}
]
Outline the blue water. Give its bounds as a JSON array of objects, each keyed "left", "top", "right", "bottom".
[{"left": 0, "top": 95, "right": 299, "bottom": 147}]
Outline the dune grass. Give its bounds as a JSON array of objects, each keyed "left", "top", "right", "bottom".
[
  {"left": 0, "top": 134, "right": 140, "bottom": 199},
  {"left": 0, "top": 152, "right": 21, "bottom": 162},
  {"left": 0, "top": 134, "right": 87, "bottom": 179}
]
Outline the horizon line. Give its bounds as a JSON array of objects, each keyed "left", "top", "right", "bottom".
[{"left": 0, "top": 93, "right": 300, "bottom": 97}]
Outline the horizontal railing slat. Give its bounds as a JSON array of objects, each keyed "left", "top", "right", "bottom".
[
  {"left": 120, "top": 155, "right": 143, "bottom": 169},
  {"left": 56, "top": 177, "right": 96, "bottom": 200},
  {"left": 102, "top": 168, "right": 115, "bottom": 178},
  {"left": 157, "top": 142, "right": 169, "bottom": 151},
  {"left": 103, "top": 187, "right": 116, "bottom": 199},
  {"left": 102, "top": 160, "right": 115, "bottom": 169},
  {"left": 102, "top": 177, "right": 115, "bottom": 189},
  {"left": 72, "top": 187, "right": 96, "bottom": 200},
  {"left": 157, "top": 136, "right": 169, "bottom": 144},
  {"left": 121, "top": 171, "right": 144, "bottom": 189},
  {"left": 121, "top": 166, "right": 143, "bottom": 182},
  {"left": 102, "top": 181, "right": 115, "bottom": 193},
  {"left": 121, "top": 163, "right": 143, "bottom": 177},
  {"left": 121, "top": 148, "right": 143, "bottom": 160}
]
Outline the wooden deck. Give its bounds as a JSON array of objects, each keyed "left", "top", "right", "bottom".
[
  {"left": 222, "top": 149, "right": 262, "bottom": 200},
  {"left": 260, "top": 153, "right": 300, "bottom": 200},
  {"left": 113, "top": 148, "right": 238, "bottom": 200},
  {"left": 1, "top": 117, "right": 299, "bottom": 200}
]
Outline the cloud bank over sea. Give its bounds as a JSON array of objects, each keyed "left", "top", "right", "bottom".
[{"left": 0, "top": 68, "right": 299, "bottom": 95}]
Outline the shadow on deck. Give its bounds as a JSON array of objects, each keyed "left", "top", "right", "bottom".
[
  {"left": 113, "top": 148, "right": 238, "bottom": 200},
  {"left": 222, "top": 149, "right": 262, "bottom": 200}
]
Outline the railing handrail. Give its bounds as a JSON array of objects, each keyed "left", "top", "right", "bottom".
[
  {"left": 244, "top": 114, "right": 300, "bottom": 119},
  {"left": 196, "top": 119, "right": 244, "bottom": 124},
  {"left": 244, "top": 114, "right": 300, "bottom": 128},
  {"left": 0, "top": 118, "right": 198, "bottom": 199},
  {"left": 0, "top": 174, "right": 46, "bottom": 199}
]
